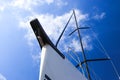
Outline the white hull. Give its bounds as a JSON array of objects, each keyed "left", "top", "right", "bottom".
[{"left": 39, "top": 44, "right": 87, "bottom": 80}]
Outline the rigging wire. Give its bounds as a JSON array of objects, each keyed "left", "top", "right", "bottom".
[
  {"left": 68, "top": 47, "right": 80, "bottom": 62},
  {"left": 67, "top": 47, "right": 86, "bottom": 78},
  {"left": 92, "top": 41, "right": 105, "bottom": 54},
  {"left": 67, "top": 47, "right": 79, "bottom": 63},
  {"left": 88, "top": 66, "right": 102, "bottom": 80},
  {"left": 90, "top": 28, "right": 120, "bottom": 80}
]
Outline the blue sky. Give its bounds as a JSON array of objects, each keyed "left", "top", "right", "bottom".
[{"left": 0, "top": 0, "right": 120, "bottom": 80}]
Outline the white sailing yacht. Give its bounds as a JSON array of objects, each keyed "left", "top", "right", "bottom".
[{"left": 30, "top": 10, "right": 119, "bottom": 80}]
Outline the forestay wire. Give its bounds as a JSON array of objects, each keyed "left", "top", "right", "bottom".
[
  {"left": 90, "top": 28, "right": 120, "bottom": 80},
  {"left": 89, "top": 66, "right": 102, "bottom": 80},
  {"left": 67, "top": 47, "right": 86, "bottom": 78}
]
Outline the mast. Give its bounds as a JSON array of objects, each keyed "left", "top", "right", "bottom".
[
  {"left": 73, "top": 10, "right": 91, "bottom": 80},
  {"left": 72, "top": 10, "right": 110, "bottom": 80}
]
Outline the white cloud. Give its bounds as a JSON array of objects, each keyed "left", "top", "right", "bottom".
[
  {"left": 0, "top": 73, "right": 7, "bottom": 80},
  {"left": 55, "top": 0, "right": 68, "bottom": 7},
  {"left": 82, "top": 35, "right": 93, "bottom": 50},
  {"left": 0, "top": 6, "right": 4, "bottom": 12},
  {"left": 45, "top": 0, "right": 54, "bottom": 4},
  {"left": 0, "top": 0, "right": 53, "bottom": 13},
  {"left": 10, "top": 0, "right": 42, "bottom": 11},
  {"left": 69, "top": 39, "right": 82, "bottom": 52},
  {"left": 10, "top": 0, "right": 67, "bottom": 11},
  {"left": 93, "top": 12, "right": 106, "bottom": 20},
  {"left": 19, "top": 9, "right": 88, "bottom": 46},
  {"left": 18, "top": 9, "right": 93, "bottom": 54},
  {"left": 19, "top": 17, "right": 36, "bottom": 46},
  {"left": 0, "top": 1, "right": 10, "bottom": 12},
  {"left": 63, "top": 35, "right": 92, "bottom": 52},
  {"left": 32, "top": 52, "right": 41, "bottom": 65}
]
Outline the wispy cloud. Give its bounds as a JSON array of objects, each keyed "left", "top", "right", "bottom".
[
  {"left": 0, "top": 0, "right": 67, "bottom": 13},
  {"left": 55, "top": 0, "right": 68, "bottom": 7},
  {"left": 9, "top": 0, "right": 67, "bottom": 11},
  {"left": 0, "top": 1, "right": 10, "bottom": 12},
  {"left": 19, "top": 17, "right": 36, "bottom": 46},
  {"left": 93, "top": 12, "right": 106, "bottom": 20},
  {"left": 10, "top": 0, "right": 53, "bottom": 10},
  {"left": 62, "top": 35, "right": 93, "bottom": 52},
  {"left": 19, "top": 9, "right": 89, "bottom": 50},
  {"left": 31, "top": 52, "right": 41, "bottom": 65},
  {"left": 0, "top": 73, "right": 7, "bottom": 80},
  {"left": 0, "top": 6, "right": 4, "bottom": 12}
]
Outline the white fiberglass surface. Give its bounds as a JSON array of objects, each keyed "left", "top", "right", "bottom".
[{"left": 39, "top": 44, "right": 87, "bottom": 80}]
